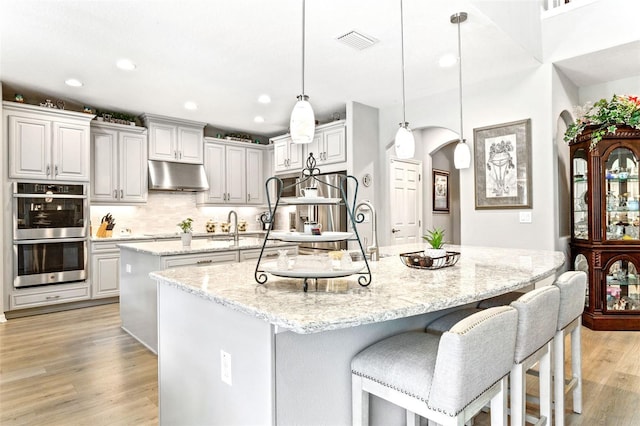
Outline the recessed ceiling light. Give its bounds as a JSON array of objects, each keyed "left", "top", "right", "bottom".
[
  {"left": 184, "top": 101, "right": 198, "bottom": 111},
  {"left": 65, "top": 78, "right": 83, "bottom": 87},
  {"left": 116, "top": 59, "right": 136, "bottom": 71},
  {"left": 254, "top": 116, "right": 265, "bottom": 123},
  {"left": 258, "top": 94, "right": 271, "bottom": 104},
  {"left": 438, "top": 54, "right": 458, "bottom": 68}
]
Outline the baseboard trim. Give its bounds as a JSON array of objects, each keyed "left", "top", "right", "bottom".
[{"left": 4, "top": 297, "right": 119, "bottom": 320}]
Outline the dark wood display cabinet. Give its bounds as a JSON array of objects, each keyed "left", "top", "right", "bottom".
[{"left": 570, "top": 125, "right": 640, "bottom": 330}]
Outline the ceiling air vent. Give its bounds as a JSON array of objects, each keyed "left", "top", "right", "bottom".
[{"left": 336, "top": 30, "right": 378, "bottom": 50}]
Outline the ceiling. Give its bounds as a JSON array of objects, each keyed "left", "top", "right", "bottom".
[{"left": 1, "top": 0, "right": 637, "bottom": 138}]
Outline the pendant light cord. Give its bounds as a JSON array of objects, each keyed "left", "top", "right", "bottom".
[
  {"left": 399, "top": 0, "right": 407, "bottom": 125},
  {"left": 301, "top": 0, "right": 306, "bottom": 96},
  {"left": 457, "top": 14, "right": 464, "bottom": 141}
]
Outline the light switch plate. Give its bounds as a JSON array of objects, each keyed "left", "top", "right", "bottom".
[{"left": 221, "top": 350, "right": 232, "bottom": 385}]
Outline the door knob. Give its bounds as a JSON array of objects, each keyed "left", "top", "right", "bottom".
[{"left": 391, "top": 228, "right": 400, "bottom": 233}]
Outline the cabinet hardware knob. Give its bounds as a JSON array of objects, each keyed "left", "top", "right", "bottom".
[
  {"left": 45, "top": 295, "right": 61, "bottom": 300},
  {"left": 46, "top": 164, "right": 51, "bottom": 176},
  {"left": 391, "top": 228, "right": 401, "bottom": 233},
  {"left": 120, "top": 189, "right": 124, "bottom": 198},
  {"left": 197, "top": 259, "right": 213, "bottom": 265},
  {"left": 55, "top": 165, "right": 59, "bottom": 176},
  {"left": 174, "top": 150, "right": 178, "bottom": 159},
  {"left": 114, "top": 190, "right": 118, "bottom": 198}
]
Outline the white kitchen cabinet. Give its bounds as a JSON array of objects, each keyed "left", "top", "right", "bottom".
[
  {"left": 90, "top": 121, "right": 148, "bottom": 203},
  {"left": 305, "top": 121, "right": 346, "bottom": 166},
  {"left": 200, "top": 141, "right": 246, "bottom": 204},
  {"left": 90, "top": 239, "right": 149, "bottom": 299},
  {"left": 272, "top": 135, "right": 304, "bottom": 173},
  {"left": 141, "top": 113, "right": 205, "bottom": 164},
  {"left": 10, "top": 284, "right": 90, "bottom": 309},
  {"left": 4, "top": 101, "right": 93, "bottom": 181},
  {"left": 246, "top": 147, "right": 265, "bottom": 204},
  {"left": 239, "top": 244, "right": 298, "bottom": 261}
]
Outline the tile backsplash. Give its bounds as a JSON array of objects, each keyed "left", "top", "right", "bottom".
[{"left": 90, "top": 191, "right": 266, "bottom": 236}]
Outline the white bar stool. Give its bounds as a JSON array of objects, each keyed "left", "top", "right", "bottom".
[
  {"left": 351, "top": 306, "right": 518, "bottom": 426},
  {"left": 552, "top": 271, "right": 587, "bottom": 426}
]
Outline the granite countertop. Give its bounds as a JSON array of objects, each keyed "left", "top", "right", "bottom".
[
  {"left": 91, "top": 230, "right": 267, "bottom": 242},
  {"left": 118, "top": 237, "right": 294, "bottom": 256},
  {"left": 149, "top": 244, "right": 565, "bottom": 334}
]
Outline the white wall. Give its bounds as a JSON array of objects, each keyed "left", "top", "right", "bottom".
[
  {"left": 578, "top": 75, "right": 640, "bottom": 104},
  {"left": 380, "top": 64, "right": 557, "bottom": 250}
]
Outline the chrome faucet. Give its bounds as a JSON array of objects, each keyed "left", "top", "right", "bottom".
[
  {"left": 355, "top": 200, "right": 379, "bottom": 262},
  {"left": 227, "top": 210, "right": 239, "bottom": 243}
]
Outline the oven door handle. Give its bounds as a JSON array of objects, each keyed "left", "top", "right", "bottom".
[
  {"left": 13, "top": 237, "right": 88, "bottom": 244},
  {"left": 13, "top": 193, "right": 88, "bottom": 199}
]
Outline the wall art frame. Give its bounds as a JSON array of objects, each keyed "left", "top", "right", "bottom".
[
  {"left": 474, "top": 118, "right": 532, "bottom": 209},
  {"left": 432, "top": 169, "right": 450, "bottom": 213}
]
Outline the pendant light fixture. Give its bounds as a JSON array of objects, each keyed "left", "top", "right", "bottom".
[
  {"left": 452, "top": 12, "right": 471, "bottom": 169},
  {"left": 290, "top": 0, "right": 315, "bottom": 144},
  {"left": 394, "top": 0, "right": 415, "bottom": 159}
]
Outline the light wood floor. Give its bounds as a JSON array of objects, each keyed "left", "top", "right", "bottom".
[{"left": 1, "top": 303, "right": 639, "bottom": 425}]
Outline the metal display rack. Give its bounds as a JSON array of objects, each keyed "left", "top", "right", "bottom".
[{"left": 254, "top": 153, "right": 372, "bottom": 292}]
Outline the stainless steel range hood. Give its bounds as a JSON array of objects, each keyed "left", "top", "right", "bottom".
[{"left": 148, "top": 160, "right": 209, "bottom": 191}]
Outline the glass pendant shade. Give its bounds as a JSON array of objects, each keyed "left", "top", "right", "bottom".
[
  {"left": 394, "top": 123, "right": 415, "bottom": 159},
  {"left": 454, "top": 139, "right": 471, "bottom": 169},
  {"left": 290, "top": 95, "right": 315, "bottom": 144}
]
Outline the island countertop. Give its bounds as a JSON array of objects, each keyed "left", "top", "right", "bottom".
[
  {"left": 150, "top": 244, "right": 565, "bottom": 334},
  {"left": 118, "top": 236, "right": 291, "bottom": 256}
]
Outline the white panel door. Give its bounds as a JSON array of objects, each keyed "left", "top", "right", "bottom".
[
  {"left": 389, "top": 159, "right": 422, "bottom": 245},
  {"left": 9, "top": 115, "right": 51, "bottom": 179},
  {"left": 148, "top": 122, "right": 176, "bottom": 161},
  {"left": 246, "top": 148, "right": 264, "bottom": 204},
  {"left": 273, "top": 139, "right": 289, "bottom": 173},
  {"left": 119, "top": 132, "right": 147, "bottom": 202},
  {"left": 90, "top": 129, "right": 118, "bottom": 202},
  {"left": 225, "top": 145, "right": 247, "bottom": 204},
  {"left": 323, "top": 126, "right": 346, "bottom": 164},
  {"left": 53, "top": 121, "right": 90, "bottom": 180},
  {"left": 306, "top": 134, "right": 322, "bottom": 163}
]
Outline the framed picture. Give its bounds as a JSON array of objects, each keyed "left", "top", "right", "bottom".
[
  {"left": 432, "top": 169, "right": 450, "bottom": 213},
  {"left": 474, "top": 119, "right": 532, "bottom": 209}
]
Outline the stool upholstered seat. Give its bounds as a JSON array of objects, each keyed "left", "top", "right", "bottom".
[{"left": 351, "top": 306, "right": 518, "bottom": 426}]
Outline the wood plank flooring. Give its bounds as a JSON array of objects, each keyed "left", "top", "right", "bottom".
[{"left": 1, "top": 303, "right": 639, "bottom": 425}]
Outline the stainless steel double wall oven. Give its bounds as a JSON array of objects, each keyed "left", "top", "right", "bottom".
[{"left": 12, "top": 182, "right": 89, "bottom": 288}]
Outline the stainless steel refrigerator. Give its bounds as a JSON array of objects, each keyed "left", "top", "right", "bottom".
[{"left": 295, "top": 171, "right": 347, "bottom": 253}]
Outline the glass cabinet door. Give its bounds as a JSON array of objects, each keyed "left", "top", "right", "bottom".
[
  {"left": 605, "top": 147, "right": 640, "bottom": 241},
  {"left": 606, "top": 259, "right": 640, "bottom": 311},
  {"left": 572, "top": 149, "right": 588, "bottom": 240}
]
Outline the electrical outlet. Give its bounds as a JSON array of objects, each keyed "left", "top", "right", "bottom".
[
  {"left": 125, "top": 264, "right": 132, "bottom": 273},
  {"left": 519, "top": 211, "right": 532, "bottom": 223},
  {"left": 221, "top": 350, "right": 232, "bottom": 385}
]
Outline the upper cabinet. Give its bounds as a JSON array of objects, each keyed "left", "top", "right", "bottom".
[
  {"left": 90, "top": 121, "right": 148, "bottom": 204},
  {"left": 140, "top": 113, "right": 205, "bottom": 164},
  {"left": 305, "top": 121, "right": 346, "bottom": 166},
  {"left": 271, "top": 120, "right": 346, "bottom": 174},
  {"left": 198, "top": 138, "right": 267, "bottom": 206},
  {"left": 272, "top": 135, "right": 304, "bottom": 173},
  {"left": 4, "top": 101, "right": 93, "bottom": 181}
]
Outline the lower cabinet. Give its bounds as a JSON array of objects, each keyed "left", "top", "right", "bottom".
[
  {"left": 91, "top": 239, "right": 148, "bottom": 299},
  {"left": 10, "top": 284, "right": 90, "bottom": 310}
]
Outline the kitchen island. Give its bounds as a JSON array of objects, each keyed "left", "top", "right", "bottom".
[
  {"left": 150, "top": 243, "right": 564, "bottom": 425},
  {"left": 118, "top": 237, "right": 297, "bottom": 353}
]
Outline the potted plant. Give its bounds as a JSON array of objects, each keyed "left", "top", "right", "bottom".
[
  {"left": 564, "top": 94, "right": 640, "bottom": 150},
  {"left": 178, "top": 218, "right": 194, "bottom": 246},
  {"left": 423, "top": 227, "right": 446, "bottom": 259}
]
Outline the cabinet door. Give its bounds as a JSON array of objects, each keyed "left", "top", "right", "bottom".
[
  {"left": 119, "top": 132, "right": 148, "bottom": 202},
  {"left": 92, "top": 252, "right": 120, "bottom": 298},
  {"left": 177, "top": 126, "right": 203, "bottom": 163},
  {"left": 323, "top": 125, "right": 346, "bottom": 165},
  {"left": 8, "top": 115, "right": 51, "bottom": 179},
  {"left": 225, "top": 145, "right": 247, "bottom": 204},
  {"left": 288, "top": 140, "right": 304, "bottom": 170},
  {"left": 52, "top": 121, "right": 90, "bottom": 181},
  {"left": 91, "top": 129, "right": 118, "bottom": 202},
  {"left": 246, "top": 148, "right": 264, "bottom": 204},
  {"left": 148, "top": 122, "right": 177, "bottom": 161},
  {"left": 273, "top": 139, "right": 289, "bottom": 173},
  {"left": 203, "top": 143, "right": 226, "bottom": 203},
  {"left": 306, "top": 134, "right": 323, "bottom": 163}
]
